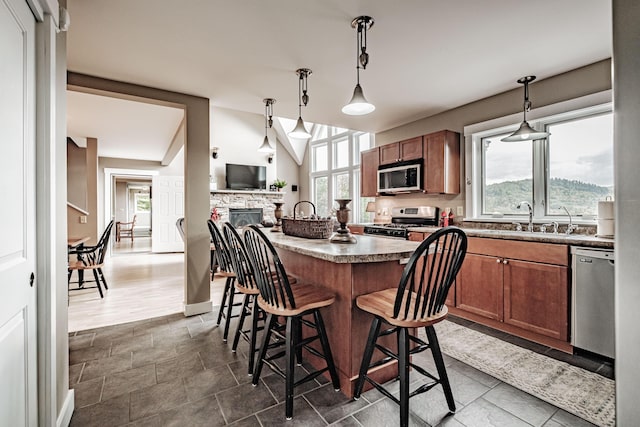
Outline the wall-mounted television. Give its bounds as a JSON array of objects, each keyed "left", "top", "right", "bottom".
[{"left": 225, "top": 163, "right": 266, "bottom": 190}]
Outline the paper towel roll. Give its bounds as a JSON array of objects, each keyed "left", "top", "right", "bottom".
[
  {"left": 598, "top": 200, "right": 614, "bottom": 219},
  {"left": 597, "top": 218, "right": 614, "bottom": 237}
]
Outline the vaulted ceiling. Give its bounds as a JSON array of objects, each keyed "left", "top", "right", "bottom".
[{"left": 66, "top": 0, "right": 612, "bottom": 160}]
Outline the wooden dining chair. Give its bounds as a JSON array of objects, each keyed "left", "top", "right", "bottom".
[
  {"left": 353, "top": 226, "right": 467, "bottom": 427},
  {"left": 68, "top": 220, "right": 115, "bottom": 298},
  {"left": 243, "top": 225, "right": 340, "bottom": 420},
  {"left": 207, "top": 220, "right": 241, "bottom": 341},
  {"left": 116, "top": 214, "right": 136, "bottom": 242}
]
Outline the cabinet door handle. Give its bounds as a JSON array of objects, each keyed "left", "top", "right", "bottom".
[
  {"left": 496, "top": 258, "right": 502, "bottom": 263},
  {"left": 503, "top": 259, "right": 508, "bottom": 265}
]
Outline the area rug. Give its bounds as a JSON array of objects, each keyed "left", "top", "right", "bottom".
[{"left": 431, "top": 320, "right": 615, "bottom": 427}]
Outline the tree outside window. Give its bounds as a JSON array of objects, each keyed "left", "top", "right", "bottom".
[{"left": 135, "top": 193, "right": 151, "bottom": 213}]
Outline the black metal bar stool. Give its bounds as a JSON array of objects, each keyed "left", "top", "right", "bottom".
[
  {"left": 222, "top": 222, "right": 266, "bottom": 375},
  {"left": 208, "top": 220, "right": 242, "bottom": 342},
  {"left": 243, "top": 225, "right": 340, "bottom": 420},
  {"left": 353, "top": 226, "right": 467, "bottom": 427}
]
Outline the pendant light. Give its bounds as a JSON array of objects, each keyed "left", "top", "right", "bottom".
[
  {"left": 342, "top": 16, "right": 375, "bottom": 116},
  {"left": 288, "top": 68, "right": 312, "bottom": 139},
  {"left": 501, "top": 76, "right": 550, "bottom": 142},
  {"left": 258, "top": 98, "right": 276, "bottom": 152}
]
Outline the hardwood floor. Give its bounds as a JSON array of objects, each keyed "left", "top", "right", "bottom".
[{"left": 68, "top": 237, "right": 225, "bottom": 332}]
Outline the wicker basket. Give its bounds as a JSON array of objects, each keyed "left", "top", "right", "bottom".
[{"left": 281, "top": 201, "right": 333, "bottom": 239}]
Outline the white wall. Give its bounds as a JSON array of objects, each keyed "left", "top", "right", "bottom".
[
  {"left": 613, "top": 0, "right": 640, "bottom": 422},
  {"left": 210, "top": 106, "right": 299, "bottom": 208}
]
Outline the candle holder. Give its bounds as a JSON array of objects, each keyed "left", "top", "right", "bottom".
[
  {"left": 271, "top": 201, "right": 284, "bottom": 232},
  {"left": 330, "top": 199, "right": 357, "bottom": 243}
]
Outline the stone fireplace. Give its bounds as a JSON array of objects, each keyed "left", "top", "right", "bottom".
[
  {"left": 229, "top": 208, "right": 263, "bottom": 227},
  {"left": 210, "top": 190, "right": 284, "bottom": 225}
]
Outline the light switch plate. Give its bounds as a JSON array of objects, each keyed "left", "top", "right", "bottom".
[
  {"left": 457, "top": 206, "right": 464, "bottom": 217},
  {"left": 80, "top": 216, "right": 87, "bottom": 224}
]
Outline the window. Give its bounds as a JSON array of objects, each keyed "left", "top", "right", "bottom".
[
  {"left": 134, "top": 193, "right": 150, "bottom": 213},
  {"left": 468, "top": 96, "right": 613, "bottom": 223},
  {"left": 310, "top": 126, "right": 373, "bottom": 222}
]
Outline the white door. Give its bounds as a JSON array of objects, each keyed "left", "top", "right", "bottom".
[
  {"left": 0, "top": 0, "right": 38, "bottom": 425},
  {"left": 151, "top": 175, "right": 185, "bottom": 253}
]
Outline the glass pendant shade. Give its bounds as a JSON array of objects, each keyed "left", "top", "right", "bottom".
[
  {"left": 342, "top": 84, "right": 375, "bottom": 115},
  {"left": 288, "top": 116, "right": 311, "bottom": 139},
  {"left": 501, "top": 120, "right": 550, "bottom": 142},
  {"left": 258, "top": 135, "right": 275, "bottom": 152}
]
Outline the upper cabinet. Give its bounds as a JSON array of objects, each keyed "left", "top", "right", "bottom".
[
  {"left": 360, "top": 147, "right": 380, "bottom": 197},
  {"left": 360, "top": 130, "right": 460, "bottom": 197},
  {"left": 379, "top": 136, "right": 423, "bottom": 165},
  {"left": 423, "top": 130, "right": 460, "bottom": 194}
]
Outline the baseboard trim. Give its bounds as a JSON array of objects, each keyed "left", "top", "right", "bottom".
[
  {"left": 56, "top": 389, "right": 74, "bottom": 427},
  {"left": 184, "top": 300, "right": 213, "bottom": 317}
]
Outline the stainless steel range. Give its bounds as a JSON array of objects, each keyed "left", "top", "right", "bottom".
[{"left": 364, "top": 206, "right": 440, "bottom": 239}]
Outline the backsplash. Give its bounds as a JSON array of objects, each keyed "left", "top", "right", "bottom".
[{"left": 461, "top": 220, "right": 597, "bottom": 236}]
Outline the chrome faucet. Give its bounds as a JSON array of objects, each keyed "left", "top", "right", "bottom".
[
  {"left": 517, "top": 201, "right": 534, "bottom": 232},
  {"left": 561, "top": 206, "right": 578, "bottom": 235}
]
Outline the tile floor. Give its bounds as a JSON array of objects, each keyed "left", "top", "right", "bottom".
[{"left": 68, "top": 311, "right": 600, "bottom": 427}]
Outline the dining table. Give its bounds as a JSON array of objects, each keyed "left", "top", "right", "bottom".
[{"left": 67, "top": 236, "right": 90, "bottom": 249}]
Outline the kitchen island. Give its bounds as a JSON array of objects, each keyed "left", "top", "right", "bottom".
[{"left": 265, "top": 232, "right": 419, "bottom": 397}]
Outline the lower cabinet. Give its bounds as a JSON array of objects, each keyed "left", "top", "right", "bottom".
[
  {"left": 504, "top": 259, "right": 568, "bottom": 341},
  {"left": 350, "top": 225, "right": 364, "bottom": 235},
  {"left": 457, "top": 253, "right": 504, "bottom": 321},
  {"left": 456, "top": 237, "right": 570, "bottom": 343}
]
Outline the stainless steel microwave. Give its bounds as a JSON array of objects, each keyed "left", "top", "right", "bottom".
[{"left": 377, "top": 160, "right": 423, "bottom": 193}]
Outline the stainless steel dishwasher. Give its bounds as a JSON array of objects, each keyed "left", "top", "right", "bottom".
[{"left": 571, "top": 247, "right": 615, "bottom": 359}]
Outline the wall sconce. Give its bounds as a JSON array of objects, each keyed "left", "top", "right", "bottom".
[
  {"left": 267, "top": 153, "right": 274, "bottom": 164},
  {"left": 211, "top": 147, "right": 219, "bottom": 159}
]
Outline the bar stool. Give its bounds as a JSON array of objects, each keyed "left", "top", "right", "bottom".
[
  {"left": 243, "top": 225, "right": 340, "bottom": 420},
  {"left": 223, "top": 222, "right": 299, "bottom": 375},
  {"left": 353, "top": 227, "right": 467, "bottom": 427},
  {"left": 222, "top": 222, "right": 266, "bottom": 376},
  {"left": 207, "top": 220, "right": 241, "bottom": 342}
]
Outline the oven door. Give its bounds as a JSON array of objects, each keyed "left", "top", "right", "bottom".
[{"left": 377, "top": 161, "right": 422, "bottom": 193}]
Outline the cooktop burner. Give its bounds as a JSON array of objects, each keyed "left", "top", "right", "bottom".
[{"left": 363, "top": 206, "right": 440, "bottom": 239}]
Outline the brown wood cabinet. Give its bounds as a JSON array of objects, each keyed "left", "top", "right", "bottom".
[
  {"left": 349, "top": 225, "right": 364, "bottom": 235},
  {"left": 423, "top": 130, "right": 460, "bottom": 194},
  {"left": 455, "top": 237, "right": 570, "bottom": 342},
  {"left": 360, "top": 147, "right": 379, "bottom": 197},
  {"left": 379, "top": 136, "right": 423, "bottom": 165},
  {"left": 407, "top": 231, "right": 425, "bottom": 242},
  {"left": 457, "top": 253, "right": 504, "bottom": 321},
  {"left": 504, "top": 259, "right": 568, "bottom": 341},
  {"left": 359, "top": 130, "right": 460, "bottom": 197}
]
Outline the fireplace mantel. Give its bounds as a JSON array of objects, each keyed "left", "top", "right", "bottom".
[{"left": 211, "top": 189, "right": 285, "bottom": 196}]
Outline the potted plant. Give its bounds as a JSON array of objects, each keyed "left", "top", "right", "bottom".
[{"left": 273, "top": 178, "right": 287, "bottom": 191}]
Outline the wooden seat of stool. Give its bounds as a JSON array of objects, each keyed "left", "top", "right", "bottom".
[
  {"left": 257, "top": 284, "right": 335, "bottom": 317},
  {"left": 356, "top": 288, "right": 448, "bottom": 328}
]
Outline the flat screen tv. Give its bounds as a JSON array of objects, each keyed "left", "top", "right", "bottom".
[{"left": 225, "top": 163, "right": 266, "bottom": 190}]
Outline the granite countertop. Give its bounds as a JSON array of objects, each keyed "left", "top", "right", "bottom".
[
  {"left": 407, "top": 226, "right": 614, "bottom": 249},
  {"left": 266, "top": 232, "right": 419, "bottom": 264}
]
